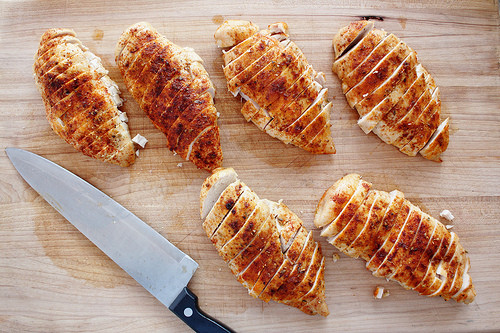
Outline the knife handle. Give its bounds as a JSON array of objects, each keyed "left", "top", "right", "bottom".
[{"left": 169, "top": 287, "right": 235, "bottom": 333}]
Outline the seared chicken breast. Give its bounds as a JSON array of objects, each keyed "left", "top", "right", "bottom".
[
  {"left": 115, "top": 22, "right": 222, "bottom": 171},
  {"left": 34, "top": 28, "right": 135, "bottom": 166},
  {"left": 315, "top": 174, "right": 475, "bottom": 304},
  {"left": 201, "top": 168, "right": 329, "bottom": 316},
  {"left": 215, "top": 20, "right": 335, "bottom": 154},
  {"left": 332, "top": 21, "right": 449, "bottom": 161}
]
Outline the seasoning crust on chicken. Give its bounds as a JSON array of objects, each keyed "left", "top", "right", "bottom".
[
  {"left": 215, "top": 20, "right": 335, "bottom": 154},
  {"left": 115, "top": 22, "right": 222, "bottom": 171},
  {"left": 332, "top": 21, "right": 449, "bottom": 161},
  {"left": 315, "top": 174, "right": 475, "bottom": 304},
  {"left": 200, "top": 168, "right": 329, "bottom": 316},
  {"left": 34, "top": 28, "right": 135, "bottom": 166}
]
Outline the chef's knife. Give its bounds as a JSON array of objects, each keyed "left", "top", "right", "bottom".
[{"left": 6, "top": 148, "right": 234, "bottom": 333}]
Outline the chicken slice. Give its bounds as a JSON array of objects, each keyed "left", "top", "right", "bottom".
[
  {"left": 314, "top": 174, "right": 361, "bottom": 228},
  {"left": 320, "top": 179, "right": 372, "bottom": 238},
  {"left": 296, "top": 257, "right": 328, "bottom": 317},
  {"left": 372, "top": 68, "right": 427, "bottom": 144},
  {"left": 345, "top": 190, "right": 392, "bottom": 260},
  {"left": 373, "top": 207, "right": 423, "bottom": 278},
  {"left": 260, "top": 65, "right": 317, "bottom": 122},
  {"left": 238, "top": 41, "right": 300, "bottom": 101},
  {"left": 333, "top": 29, "right": 388, "bottom": 80},
  {"left": 333, "top": 20, "right": 374, "bottom": 59},
  {"left": 303, "top": 119, "right": 336, "bottom": 155},
  {"left": 223, "top": 34, "right": 278, "bottom": 79},
  {"left": 286, "top": 91, "right": 330, "bottom": 146},
  {"left": 219, "top": 200, "right": 271, "bottom": 262},
  {"left": 258, "top": 228, "right": 308, "bottom": 302},
  {"left": 167, "top": 88, "right": 215, "bottom": 152},
  {"left": 421, "top": 235, "right": 460, "bottom": 296},
  {"left": 330, "top": 191, "right": 379, "bottom": 253},
  {"left": 357, "top": 57, "right": 419, "bottom": 134},
  {"left": 236, "top": 229, "right": 281, "bottom": 291},
  {"left": 316, "top": 174, "right": 475, "bottom": 303},
  {"left": 366, "top": 200, "right": 411, "bottom": 272},
  {"left": 341, "top": 33, "right": 400, "bottom": 94},
  {"left": 392, "top": 85, "right": 439, "bottom": 149},
  {"left": 228, "top": 213, "right": 275, "bottom": 275},
  {"left": 215, "top": 20, "right": 260, "bottom": 48},
  {"left": 226, "top": 42, "right": 285, "bottom": 95},
  {"left": 269, "top": 231, "right": 315, "bottom": 302},
  {"left": 400, "top": 89, "right": 441, "bottom": 155},
  {"left": 388, "top": 212, "right": 437, "bottom": 286},
  {"left": 211, "top": 189, "right": 260, "bottom": 249},
  {"left": 413, "top": 231, "right": 455, "bottom": 293},
  {"left": 389, "top": 84, "right": 436, "bottom": 149},
  {"left": 345, "top": 42, "right": 412, "bottom": 108},
  {"left": 202, "top": 180, "right": 246, "bottom": 238},
  {"left": 222, "top": 30, "right": 273, "bottom": 66},
  {"left": 419, "top": 118, "right": 450, "bottom": 162},
  {"left": 282, "top": 243, "right": 322, "bottom": 302},
  {"left": 200, "top": 167, "right": 239, "bottom": 220},
  {"left": 265, "top": 81, "right": 323, "bottom": 137}
]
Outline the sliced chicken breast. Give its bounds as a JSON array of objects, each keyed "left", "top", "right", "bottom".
[
  {"left": 216, "top": 21, "right": 335, "bottom": 154},
  {"left": 315, "top": 174, "right": 475, "bottom": 303},
  {"left": 332, "top": 21, "right": 449, "bottom": 161},
  {"left": 201, "top": 168, "right": 328, "bottom": 316},
  {"left": 34, "top": 28, "right": 135, "bottom": 167},
  {"left": 116, "top": 22, "right": 222, "bottom": 171}
]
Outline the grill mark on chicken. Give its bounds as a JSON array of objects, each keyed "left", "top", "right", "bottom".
[
  {"left": 201, "top": 168, "right": 328, "bottom": 316},
  {"left": 316, "top": 174, "right": 475, "bottom": 303}
]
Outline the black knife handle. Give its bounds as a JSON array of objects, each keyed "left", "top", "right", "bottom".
[{"left": 169, "top": 287, "right": 235, "bottom": 333}]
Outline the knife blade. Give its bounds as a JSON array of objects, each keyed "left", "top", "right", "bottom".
[{"left": 6, "top": 148, "right": 234, "bottom": 333}]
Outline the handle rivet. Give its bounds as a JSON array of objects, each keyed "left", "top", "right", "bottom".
[{"left": 184, "top": 307, "right": 193, "bottom": 317}]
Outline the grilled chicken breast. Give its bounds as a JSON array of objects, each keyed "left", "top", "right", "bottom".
[
  {"left": 115, "top": 22, "right": 222, "bottom": 171},
  {"left": 332, "top": 21, "right": 449, "bottom": 161},
  {"left": 315, "top": 174, "right": 475, "bottom": 304},
  {"left": 215, "top": 20, "right": 335, "bottom": 154},
  {"left": 200, "top": 168, "right": 329, "bottom": 316},
  {"left": 34, "top": 28, "right": 135, "bottom": 166}
]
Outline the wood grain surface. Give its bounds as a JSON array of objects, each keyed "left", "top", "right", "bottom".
[{"left": 1, "top": 0, "right": 499, "bottom": 332}]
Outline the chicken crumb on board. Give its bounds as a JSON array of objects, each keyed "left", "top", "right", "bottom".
[
  {"left": 440, "top": 209, "right": 455, "bottom": 221},
  {"left": 374, "top": 286, "right": 390, "bottom": 299},
  {"left": 332, "top": 253, "right": 340, "bottom": 263},
  {"left": 132, "top": 134, "right": 148, "bottom": 148}
]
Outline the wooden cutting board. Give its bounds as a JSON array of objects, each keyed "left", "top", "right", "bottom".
[{"left": 1, "top": 0, "right": 499, "bottom": 331}]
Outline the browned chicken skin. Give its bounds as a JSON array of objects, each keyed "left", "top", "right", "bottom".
[
  {"left": 116, "top": 22, "right": 222, "bottom": 171},
  {"left": 215, "top": 20, "right": 335, "bottom": 154},
  {"left": 33, "top": 28, "right": 135, "bottom": 167},
  {"left": 201, "top": 168, "right": 329, "bottom": 316},
  {"left": 315, "top": 174, "right": 476, "bottom": 304},
  {"left": 332, "top": 21, "right": 449, "bottom": 161}
]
